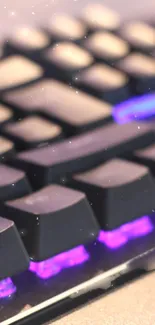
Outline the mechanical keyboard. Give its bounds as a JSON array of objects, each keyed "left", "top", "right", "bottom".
[{"left": 1, "top": 3, "right": 155, "bottom": 325}]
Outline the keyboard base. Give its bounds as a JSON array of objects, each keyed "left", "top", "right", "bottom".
[{"left": 2, "top": 220, "right": 155, "bottom": 325}]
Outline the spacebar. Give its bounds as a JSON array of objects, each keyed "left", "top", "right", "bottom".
[{"left": 13, "top": 121, "right": 155, "bottom": 188}]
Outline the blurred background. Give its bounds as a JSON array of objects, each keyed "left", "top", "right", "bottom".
[{"left": 0, "top": 0, "right": 155, "bottom": 37}]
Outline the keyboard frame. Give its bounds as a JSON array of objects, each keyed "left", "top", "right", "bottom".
[{"left": 2, "top": 218, "right": 155, "bottom": 325}]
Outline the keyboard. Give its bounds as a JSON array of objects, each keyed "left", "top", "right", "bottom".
[{"left": 1, "top": 3, "right": 155, "bottom": 325}]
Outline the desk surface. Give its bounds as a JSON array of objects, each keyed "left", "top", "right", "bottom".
[{"left": 50, "top": 272, "right": 155, "bottom": 325}]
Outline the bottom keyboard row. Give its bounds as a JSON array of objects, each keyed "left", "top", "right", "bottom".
[
  {"left": 0, "top": 213, "right": 154, "bottom": 300},
  {"left": 1, "top": 155, "right": 155, "bottom": 299}
]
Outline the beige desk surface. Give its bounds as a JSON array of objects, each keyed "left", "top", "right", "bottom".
[{"left": 50, "top": 272, "right": 155, "bottom": 325}]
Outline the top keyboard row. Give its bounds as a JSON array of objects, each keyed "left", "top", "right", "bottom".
[{"left": 0, "top": 3, "right": 154, "bottom": 97}]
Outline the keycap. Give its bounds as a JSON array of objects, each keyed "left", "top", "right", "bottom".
[
  {"left": 3, "top": 79, "right": 112, "bottom": 135},
  {"left": 133, "top": 144, "right": 155, "bottom": 176},
  {"left": 42, "top": 42, "right": 94, "bottom": 81},
  {"left": 0, "top": 44, "right": 4, "bottom": 59},
  {"left": 0, "top": 217, "right": 29, "bottom": 279},
  {"left": 152, "top": 50, "right": 155, "bottom": 58},
  {"left": 74, "top": 63, "right": 130, "bottom": 104},
  {"left": 117, "top": 53, "right": 155, "bottom": 94},
  {"left": 11, "top": 122, "right": 155, "bottom": 188},
  {"left": 81, "top": 3, "right": 120, "bottom": 32},
  {"left": 3, "top": 116, "right": 63, "bottom": 149},
  {"left": 83, "top": 32, "right": 129, "bottom": 64},
  {"left": 0, "top": 104, "right": 13, "bottom": 126},
  {"left": 0, "top": 55, "right": 43, "bottom": 92},
  {"left": 4, "top": 185, "right": 99, "bottom": 261},
  {"left": 70, "top": 159, "right": 155, "bottom": 229},
  {"left": 5, "top": 27, "right": 50, "bottom": 59},
  {"left": 0, "top": 136, "right": 15, "bottom": 162},
  {"left": 120, "top": 22, "right": 155, "bottom": 53},
  {"left": 45, "top": 14, "right": 87, "bottom": 42},
  {"left": 0, "top": 164, "right": 31, "bottom": 201}
]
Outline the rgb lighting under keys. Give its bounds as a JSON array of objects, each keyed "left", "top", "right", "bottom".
[
  {"left": 0, "top": 278, "right": 16, "bottom": 299},
  {"left": 29, "top": 216, "right": 154, "bottom": 280},
  {"left": 113, "top": 93, "right": 155, "bottom": 123},
  {"left": 98, "top": 216, "right": 154, "bottom": 249},
  {"left": 0, "top": 218, "right": 154, "bottom": 296},
  {"left": 29, "top": 245, "right": 89, "bottom": 279}
]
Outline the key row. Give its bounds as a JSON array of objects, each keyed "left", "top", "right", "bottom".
[
  {"left": 0, "top": 118, "right": 155, "bottom": 187},
  {"left": 9, "top": 121, "right": 154, "bottom": 187},
  {"left": 0, "top": 53, "right": 155, "bottom": 108},
  {"left": 2, "top": 79, "right": 112, "bottom": 133},
  {"left": 0, "top": 150, "right": 155, "bottom": 208},
  {"left": 1, "top": 110, "right": 155, "bottom": 176},
  {"left": 0, "top": 120, "right": 153, "bottom": 183},
  {"left": 1, "top": 213, "right": 154, "bottom": 300},
  {"left": 2, "top": 212, "right": 153, "bottom": 300},
  {"left": 3, "top": 4, "right": 155, "bottom": 56},
  {"left": 0, "top": 81, "right": 155, "bottom": 149},
  {"left": 1, "top": 81, "right": 155, "bottom": 148},
  {"left": 1, "top": 159, "right": 155, "bottom": 280},
  {"left": 1, "top": 81, "right": 155, "bottom": 152},
  {"left": 0, "top": 157, "right": 155, "bottom": 230},
  {"left": 1, "top": 148, "right": 155, "bottom": 287}
]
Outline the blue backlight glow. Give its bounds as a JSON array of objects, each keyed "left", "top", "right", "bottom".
[{"left": 113, "top": 93, "right": 155, "bottom": 123}]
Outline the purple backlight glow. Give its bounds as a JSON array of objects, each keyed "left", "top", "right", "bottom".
[
  {"left": 29, "top": 245, "right": 89, "bottom": 279},
  {"left": 98, "top": 216, "right": 154, "bottom": 249},
  {"left": 98, "top": 228, "right": 127, "bottom": 249},
  {"left": 113, "top": 93, "right": 155, "bottom": 124},
  {"left": 0, "top": 278, "right": 16, "bottom": 299}
]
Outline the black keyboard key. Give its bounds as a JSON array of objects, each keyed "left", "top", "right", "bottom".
[
  {"left": 5, "top": 27, "right": 51, "bottom": 59},
  {"left": 4, "top": 185, "right": 99, "bottom": 261},
  {"left": 0, "top": 217, "right": 29, "bottom": 279},
  {"left": 74, "top": 63, "right": 130, "bottom": 104},
  {"left": 0, "top": 43, "right": 4, "bottom": 59},
  {"left": 0, "top": 104, "right": 13, "bottom": 126},
  {"left": 3, "top": 116, "right": 63, "bottom": 149},
  {"left": 44, "top": 14, "right": 87, "bottom": 42},
  {"left": 81, "top": 3, "right": 120, "bottom": 33},
  {"left": 83, "top": 32, "right": 129, "bottom": 64},
  {"left": 0, "top": 136, "right": 15, "bottom": 162},
  {"left": 42, "top": 42, "right": 94, "bottom": 81},
  {"left": 3, "top": 82, "right": 43, "bottom": 117},
  {"left": 70, "top": 159, "right": 155, "bottom": 229},
  {"left": 120, "top": 22, "right": 155, "bottom": 53},
  {"left": 133, "top": 144, "right": 155, "bottom": 175},
  {"left": 0, "top": 164, "right": 31, "bottom": 201},
  {"left": 0, "top": 55, "right": 43, "bottom": 92},
  {"left": 3, "top": 79, "right": 112, "bottom": 135},
  {"left": 152, "top": 50, "right": 155, "bottom": 57},
  {"left": 12, "top": 122, "right": 155, "bottom": 188},
  {"left": 117, "top": 53, "right": 155, "bottom": 94}
]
